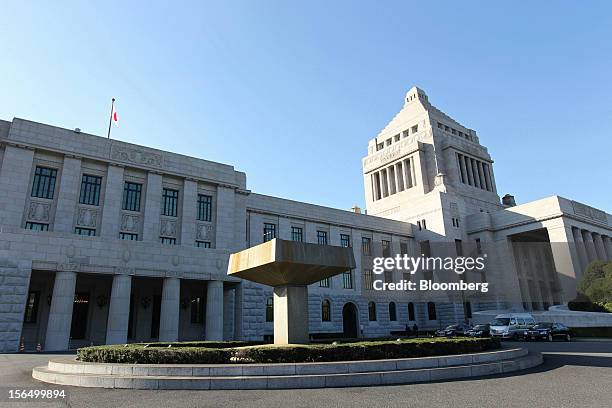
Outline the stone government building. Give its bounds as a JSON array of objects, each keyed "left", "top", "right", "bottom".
[{"left": 1, "top": 87, "right": 611, "bottom": 352}]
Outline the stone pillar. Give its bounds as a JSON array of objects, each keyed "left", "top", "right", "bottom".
[
  {"left": 100, "top": 164, "right": 124, "bottom": 238},
  {"left": 205, "top": 280, "right": 224, "bottom": 341},
  {"left": 273, "top": 285, "right": 309, "bottom": 344},
  {"left": 54, "top": 157, "right": 82, "bottom": 233},
  {"left": 180, "top": 179, "right": 197, "bottom": 245},
  {"left": 105, "top": 274, "right": 132, "bottom": 345},
  {"left": 395, "top": 162, "right": 404, "bottom": 191},
  {"left": 223, "top": 287, "right": 234, "bottom": 340},
  {"left": 0, "top": 146, "right": 34, "bottom": 227},
  {"left": 159, "top": 277, "right": 180, "bottom": 342},
  {"left": 45, "top": 271, "right": 77, "bottom": 351},
  {"left": 142, "top": 172, "right": 162, "bottom": 242},
  {"left": 581, "top": 230, "right": 597, "bottom": 264},
  {"left": 546, "top": 222, "right": 582, "bottom": 303},
  {"left": 603, "top": 236, "right": 612, "bottom": 261},
  {"left": 471, "top": 159, "right": 481, "bottom": 189},
  {"left": 0, "top": 260, "right": 32, "bottom": 352},
  {"left": 233, "top": 283, "right": 243, "bottom": 340},
  {"left": 458, "top": 154, "right": 467, "bottom": 184},
  {"left": 380, "top": 169, "right": 389, "bottom": 197},
  {"left": 464, "top": 156, "right": 474, "bottom": 186},
  {"left": 483, "top": 164, "right": 493, "bottom": 191},
  {"left": 571, "top": 227, "right": 588, "bottom": 276},
  {"left": 215, "top": 186, "right": 235, "bottom": 251},
  {"left": 387, "top": 166, "right": 395, "bottom": 195},
  {"left": 593, "top": 233, "right": 607, "bottom": 261}
]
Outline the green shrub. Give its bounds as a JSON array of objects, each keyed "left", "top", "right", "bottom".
[{"left": 77, "top": 337, "right": 500, "bottom": 364}]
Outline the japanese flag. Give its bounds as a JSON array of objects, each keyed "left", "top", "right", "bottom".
[{"left": 112, "top": 103, "right": 118, "bottom": 126}]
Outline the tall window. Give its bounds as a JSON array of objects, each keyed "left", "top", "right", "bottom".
[
  {"left": 265, "top": 297, "right": 273, "bottom": 322},
  {"left": 340, "top": 234, "right": 351, "bottom": 247},
  {"left": 321, "top": 299, "right": 331, "bottom": 322},
  {"left": 382, "top": 240, "right": 391, "bottom": 257},
  {"left": 123, "top": 182, "right": 142, "bottom": 211},
  {"left": 464, "top": 301, "right": 472, "bottom": 319},
  {"left": 162, "top": 188, "right": 179, "bottom": 217},
  {"left": 389, "top": 302, "right": 397, "bottom": 321},
  {"left": 31, "top": 166, "right": 57, "bottom": 199},
  {"left": 362, "top": 237, "right": 372, "bottom": 256},
  {"left": 427, "top": 302, "right": 437, "bottom": 320},
  {"left": 408, "top": 302, "right": 415, "bottom": 321},
  {"left": 24, "top": 291, "right": 40, "bottom": 323},
  {"left": 400, "top": 242, "right": 409, "bottom": 255},
  {"left": 190, "top": 296, "right": 204, "bottom": 324},
  {"left": 291, "top": 226, "right": 303, "bottom": 242},
  {"left": 363, "top": 269, "right": 374, "bottom": 290},
  {"left": 342, "top": 270, "right": 353, "bottom": 289},
  {"left": 263, "top": 223, "right": 276, "bottom": 242},
  {"left": 317, "top": 230, "right": 328, "bottom": 245},
  {"left": 455, "top": 239, "right": 463, "bottom": 256},
  {"left": 79, "top": 175, "right": 102, "bottom": 206},
  {"left": 368, "top": 301, "right": 377, "bottom": 321},
  {"left": 319, "top": 278, "right": 330, "bottom": 288},
  {"left": 197, "top": 194, "right": 212, "bottom": 222}
]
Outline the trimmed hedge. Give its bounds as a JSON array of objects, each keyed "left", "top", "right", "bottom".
[
  {"left": 77, "top": 337, "right": 500, "bottom": 364},
  {"left": 570, "top": 327, "right": 612, "bottom": 338}
]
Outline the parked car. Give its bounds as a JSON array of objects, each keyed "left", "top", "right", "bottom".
[
  {"left": 489, "top": 313, "right": 536, "bottom": 340},
  {"left": 435, "top": 323, "right": 472, "bottom": 337},
  {"left": 465, "top": 324, "right": 491, "bottom": 337},
  {"left": 525, "top": 322, "right": 573, "bottom": 342}
]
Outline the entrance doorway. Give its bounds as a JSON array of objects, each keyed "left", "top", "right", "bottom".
[
  {"left": 342, "top": 302, "right": 358, "bottom": 338},
  {"left": 70, "top": 292, "right": 90, "bottom": 340}
]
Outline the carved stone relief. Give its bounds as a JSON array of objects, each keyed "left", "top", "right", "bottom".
[
  {"left": 27, "top": 201, "right": 51, "bottom": 222},
  {"left": 111, "top": 145, "right": 163, "bottom": 168},
  {"left": 160, "top": 218, "right": 177, "bottom": 237},
  {"left": 196, "top": 223, "right": 214, "bottom": 240},
  {"left": 76, "top": 207, "right": 98, "bottom": 227}
]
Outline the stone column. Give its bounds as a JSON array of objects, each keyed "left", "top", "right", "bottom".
[
  {"left": 394, "top": 163, "right": 403, "bottom": 192},
  {"left": 142, "top": 172, "right": 162, "bottom": 242},
  {"left": 223, "top": 287, "right": 234, "bottom": 340},
  {"left": 159, "top": 277, "right": 180, "bottom": 342},
  {"left": 54, "top": 157, "right": 82, "bottom": 233},
  {"left": 603, "top": 236, "right": 612, "bottom": 261},
  {"left": 233, "top": 283, "right": 243, "bottom": 340},
  {"left": 464, "top": 157, "right": 474, "bottom": 186},
  {"left": 581, "top": 230, "right": 597, "bottom": 264},
  {"left": 546, "top": 222, "right": 582, "bottom": 303},
  {"left": 100, "top": 164, "right": 124, "bottom": 238},
  {"left": 273, "top": 285, "right": 309, "bottom": 344},
  {"left": 45, "top": 271, "right": 77, "bottom": 351},
  {"left": 205, "top": 280, "right": 224, "bottom": 341},
  {"left": 471, "top": 159, "right": 481, "bottom": 189},
  {"left": 571, "top": 227, "right": 588, "bottom": 276},
  {"left": 380, "top": 169, "right": 388, "bottom": 197},
  {"left": 0, "top": 146, "right": 34, "bottom": 227},
  {"left": 105, "top": 274, "right": 132, "bottom": 345},
  {"left": 483, "top": 164, "right": 493, "bottom": 191},
  {"left": 458, "top": 154, "right": 467, "bottom": 184},
  {"left": 593, "top": 233, "right": 607, "bottom": 261},
  {"left": 413, "top": 150, "right": 429, "bottom": 193},
  {"left": 180, "top": 179, "right": 197, "bottom": 245}
]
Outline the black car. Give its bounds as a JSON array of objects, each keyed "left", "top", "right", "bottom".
[
  {"left": 465, "top": 324, "right": 491, "bottom": 338},
  {"left": 525, "top": 322, "right": 573, "bottom": 342},
  {"left": 435, "top": 323, "right": 472, "bottom": 337}
]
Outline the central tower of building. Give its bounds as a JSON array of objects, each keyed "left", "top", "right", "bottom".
[{"left": 362, "top": 87, "right": 504, "bottom": 242}]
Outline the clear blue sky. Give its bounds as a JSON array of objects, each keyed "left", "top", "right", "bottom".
[{"left": 1, "top": 1, "right": 611, "bottom": 213}]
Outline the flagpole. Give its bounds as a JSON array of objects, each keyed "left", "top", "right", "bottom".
[{"left": 107, "top": 98, "right": 115, "bottom": 139}]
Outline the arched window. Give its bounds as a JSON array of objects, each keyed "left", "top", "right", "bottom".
[
  {"left": 368, "top": 301, "right": 377, "bottom": 321},
  {"left": 408, "top": 302, "right": 415, "bottom": 321},
  {"left": 265, "top": 297, "right": 273, "bottom": 322},
  {"left": 321, "top": 299, "right": 331, "bottom": 322},
  {"left": 388, "top": 302, "right": 397, "bottom": 321},
  {"left": 427, "top": 302, "right": 437, "bottom": 320}
]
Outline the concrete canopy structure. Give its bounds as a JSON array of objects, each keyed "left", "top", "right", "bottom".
[{"left": 228, "top": 239, "right": 355, "bottom": 344}]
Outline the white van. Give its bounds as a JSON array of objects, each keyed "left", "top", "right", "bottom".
[{"left": 489, "top": 313, "right": 536, "bottom": 340}]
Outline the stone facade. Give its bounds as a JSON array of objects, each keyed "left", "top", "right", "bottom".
[{"left": 1, "top": 86, "right": 611, "bottom": 352}]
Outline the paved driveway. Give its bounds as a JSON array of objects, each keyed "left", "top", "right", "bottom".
[{"left": 1, "top": 341, "right": 611, "bottom": 408}]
